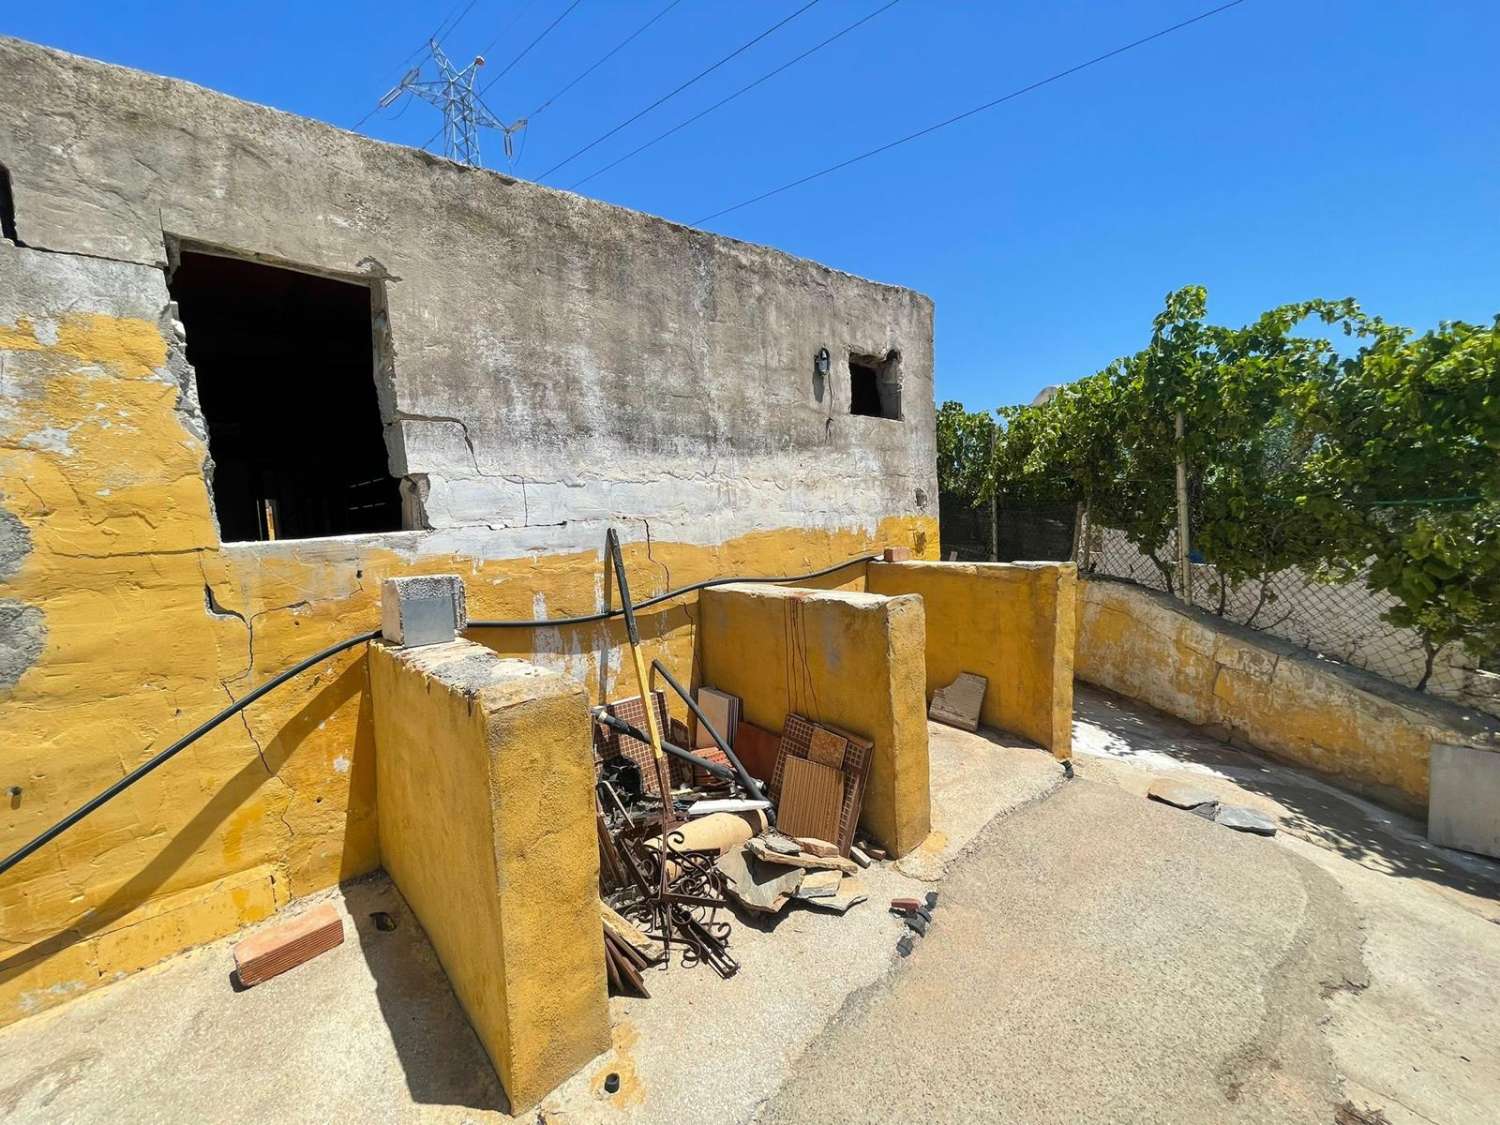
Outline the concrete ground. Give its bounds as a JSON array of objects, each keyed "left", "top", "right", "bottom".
[
  {"left": 4, "top": 696, "right": 1498, "bottom": 1124},
  {"left": 0, "top": 721, "right": 1064, "bottom": 1124}
]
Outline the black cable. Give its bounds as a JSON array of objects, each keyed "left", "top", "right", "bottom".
[
  {"left": 467, "top": 550, "right": 879, "bottom": 627},
  {"left": 527, "top": 0, "right": 689, "bottom": 120},
  {"left": 692, "top": 0, "right": 1252, "bottom": 225},
  {"left": 570, "top": 0, "right": 899, "bottom": 190},
  {"left": 478, "top": 0, "right": 545, "bottom": 60},
  {"left": 0, "top": 631, "right": 380, "bottom": 879},
  {"left": 480, "top": 0, "right": 586, "bottom": 96},
  {"left": 2, "top": 549, "right": 880, "bottom": 879},
  {"left": 351, "top": 0, "right": 486, "bottom": 130},
  {"left": 536, "top": 0, "right": 824, "bottom": 181},
  {"left": 418, "top": 0, "right": 585, "bottom": 152}
]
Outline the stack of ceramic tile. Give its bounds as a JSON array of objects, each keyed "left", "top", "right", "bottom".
[
  {"left": 769, "top": 715, "right": 872, "bottom": 857},
  {"left": 690, "top": 686, "right": 740, "bottom": 787}
]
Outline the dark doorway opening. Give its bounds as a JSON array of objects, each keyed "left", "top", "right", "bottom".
[
  {"left": 0, "top": 164, "right": 19, "bottom": 244},
  {"left": 848, "top": 350, "right": 902, "bottom": 420},
  {"left": 168, "top": 250, "right": 402, "bottom": 542}
]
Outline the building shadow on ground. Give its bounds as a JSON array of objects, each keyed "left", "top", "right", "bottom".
[
  {"left": 344, "top": 875, "right": 513, "bottom": 1116},
  {"left": 1073, "top": 683, "right": 1500, "bottom": 909}
]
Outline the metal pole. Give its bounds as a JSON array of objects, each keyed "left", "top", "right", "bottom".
[
  {"left": 988, "top": 426, "right": 999, "bottom": 562},
  {"left": 605, "top": 528, "right": 676, "bottom": 828},
  {"left": 1175, "top": 410, "right": 1192, "bottom": 603}
]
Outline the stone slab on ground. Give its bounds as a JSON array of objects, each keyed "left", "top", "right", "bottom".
[
  {"left": 1214, "top": 804, "right": 1278, "bottom": 836},
  {"left": 928, "top": 672, "right": 988, "bottom": 732}
]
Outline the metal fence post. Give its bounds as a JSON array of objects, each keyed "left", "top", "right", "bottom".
[{"left": 1175, "top": 410, "right": 1192, "bottom": 603}]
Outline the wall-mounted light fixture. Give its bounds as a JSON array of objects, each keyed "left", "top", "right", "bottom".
[{"left": 813, "top": 346, "right": 831, "bottom": 404}]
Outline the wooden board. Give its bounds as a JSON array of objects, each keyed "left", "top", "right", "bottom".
[
  {"left": 770, "top": 714, "right": 874, "bottom": 858},
  {"left": 734, "top": 721, "right": 780, "bottom": 781},
  {"left": 777, "top": 755, "right": 845, "bottom": 843},
  {"left": 695, "top": 688, "right": 739, "bottom": 750}
]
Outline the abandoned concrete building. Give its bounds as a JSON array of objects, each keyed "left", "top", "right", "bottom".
[
  {"left": 0, "top": 32, "right": 1080, "bottom": 1111},
  {"left": 4, "top": 33, "right": 1499, "bottom": 1125}
]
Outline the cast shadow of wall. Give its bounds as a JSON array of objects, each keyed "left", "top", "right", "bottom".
[{"left": 0, "top": 656, "right": 373, "bottom": 981}]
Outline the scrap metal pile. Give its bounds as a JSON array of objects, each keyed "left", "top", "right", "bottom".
[{"left": 590, "top": 530, "right": 880, "bottom": 997}]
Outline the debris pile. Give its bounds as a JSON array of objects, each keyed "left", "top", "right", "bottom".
[
  {"left": 592, "top": 702, "right": 881, "bottom": 994},
  {"left": 586, "top": 527, "right": 903, "bottom": 999}
]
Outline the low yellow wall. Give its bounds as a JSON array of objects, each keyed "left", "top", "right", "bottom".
[
  {"left": 696, "top": 583, "right": 931, "bottom": 857},
  {"left": 867, "top": 560, "right": 1077, "bottom": 758},
  {"left": 369, "top": 640, "right": 607, "bottom": 1112},
  {"left": 1076, "top": 578, "right": 1500, "bottom": 812}
]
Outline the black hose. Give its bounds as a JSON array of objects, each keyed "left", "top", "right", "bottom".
[
  {"left": 2, "top": 549, "right": 879, "bottom": 880},
  {"left": 649, "top": 658, "right": 768, "bottom": 808},
  {"left": 592, "top": 710, "right": 738, "bottom": 782},
  {"left": 467, "top": 551, "right": 879, "bottom": 628},
  {"left": 0, "top": 630, "right": 380, "bottom": 879}
]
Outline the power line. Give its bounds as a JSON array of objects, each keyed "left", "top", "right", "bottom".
[
  {"left": 478, "top": 0, "right": 546, "bottom": 60},
  {"left": 537, "top": 0, "right": 825, "bottom": 182},
  {"left": 527, "top": 0, "right": 689, "bottom": 120},
  {"left": 351, "top": 0, "right": 485, "bottom": 130},
  {"left": 692, "top": 0, "right": 1252, "bottom": 225},
  {"left": 418, "top": 0, "right": 484, "bottom": 64},
  {"left": 416, "top": 0, "right": 584, "bottom": 152},
  {"left": 479, "top": 0, "right": 587, "bottom": 96},
  {"left": 569, "top": 0, "right": 899, "bottom": 191}
]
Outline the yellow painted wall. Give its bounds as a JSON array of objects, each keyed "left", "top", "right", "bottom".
[
  {"left": 1075, "top": 578, "right": 1500, "bottom": 812},
  {"left": 0, "top": 259, "right": 939, "bottom": 1026},
  {"left": 369, "top": 640, "right": 607, "bottom": 1112},
  {"left": 867, "top": 560, "right": 1077, "bottom": 758},
  {"left": 696, "top": 584, "right": 931, "bottom": 857}
]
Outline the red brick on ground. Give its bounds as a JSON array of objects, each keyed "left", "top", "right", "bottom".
[{"left": 233, "top": 903, "right": 344, "bottom": 987}]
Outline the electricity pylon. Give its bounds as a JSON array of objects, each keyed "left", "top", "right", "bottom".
[{"left": 379, "top": 41, "right": 525, "bottom": 167}]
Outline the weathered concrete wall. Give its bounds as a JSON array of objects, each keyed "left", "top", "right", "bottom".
[
  {"left": 867, "top": 560, "right": 1076, "bottom": 757},
  {"left": 369, "top": 640, "right": 607, "bottom": 1111},
  {"left": 0, "top": 33, "right": 937, "bottom": 1026},
  {"left": 0, "top": 35, "right": 936, "bottom": 551},
  {"left": 697, "top": 584, "right": 931, "bottom": 857},
  {"left": 1076, "top": 578, "right": 1500, "bottom": 813}
]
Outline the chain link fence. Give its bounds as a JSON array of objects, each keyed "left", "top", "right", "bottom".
[
  {"left": 939, "top": 494, "right": 1076, "bottom": 562},
  {"left": 1081, "top": 517, "right": 1493, "bottom": 707}
]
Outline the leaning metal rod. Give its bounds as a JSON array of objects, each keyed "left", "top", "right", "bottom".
[
  {"left": 605, "top": 528, "right": 677, "bottom": 832},
  {"left": 0, "top": 629, "right": 381, "bottom": 879},
  {"left": 648, "top": 658, "right": 768, "bottom": 808},
  {"left": 591, "top": 711, "right": 737, "bottom": 782}
]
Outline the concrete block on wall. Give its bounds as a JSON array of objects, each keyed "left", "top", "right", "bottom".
[
  {"left": 380, "top": 574, "right": 467, "bottom": 647},
  {"left": 1429, "top": 744, "right": 1500, "bottom": 859}
]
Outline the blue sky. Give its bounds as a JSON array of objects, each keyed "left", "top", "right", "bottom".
[{"left": 9, "top": 1, "right": 1498, "bottom": 410}]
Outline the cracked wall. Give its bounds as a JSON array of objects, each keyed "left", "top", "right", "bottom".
[{"left": 0, "top": 34, "right": 938, "bottom": 1026}]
